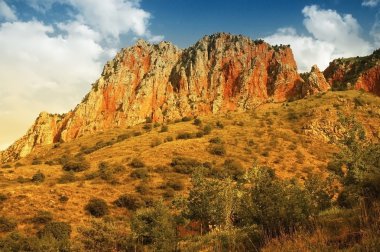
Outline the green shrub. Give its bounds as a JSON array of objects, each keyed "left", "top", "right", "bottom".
[
  {"left": 160, "top": 125, "right": 169, "bottom": 132},
  {"left": 203, "top": 124, "right": 212, "bottom": 135},
  {"left": 0, "top": 193, "right": 8, "bottom": 202},
  {"left": 182, "top": 116, "right": 192, "bottom": 122},
  {"left": 98, "top": 162, "right": 125, "bottom": 182},
  {"left": 131, "top": 202, "right": 176, "bottom": 250},
  {"left": 14, "top": 162, "right": 23, "bottom": 168},
  {"left": 195, "top": 131, "right": 204, "bottom": 138},
  {"left": 59, "top": 195, "right": 69, "bottom": 203},
  {"left": 136, "top": 183, "right": 150, "bottom": 195},
  {"left": 31, "top": 171, "right": 45, "bottom": 183},
  {"left": 31, "top": 211, "right": 53, "bottom": 224},
  {"left": 223, "top": 159, "right": 245, "bottom": 180},
  {"left": 166, "top": 179, "right": 184, "bottom": 191},
  {"left": 117, "top": 133, "right": 131, "bottom": 142},
  {"left": 193, "top": 118, "right": 202, "bottom": 126},
  {"left": 176, "top": 132, "right": 194, "bottom": 140},
  {"left": 130, "top": 168, "right": 149, "bottom": 179},
  {"left": 208, "top": 144, "right": 226, "bottom": 156},
  {"left": 37, "top": 222, "right": 71, "bottom": 240},
  {"left": 145, "top": 117, "right": 153, "bottom": 123},
  {"left": 129, "top": 158, "right": 145, "bottom": 168},
  {"left": 114, "top": 194, "right": 145, "bottom": 211},
  {"left": 31, "top": 158, "right": 42, "bottom": 165},
  {"left": 133, "top": 131, "right": 142, "bottom": 136},
  {"left": 143, "top": 123, "right": 152, "bottom": 131},
  {"left": 1, "top": 164, "right": 11, "bottom": 168},
  {"left": 85, "top": 198, "right": 109, "bottom": 217},
  {"left": 62, "top": 157, "right": 90, "bottom": 172},
  {"left": 171, "top": 157, "right": 203, "bottom": 174},
  {"left": 216, "top": 120, "right": 224, "bottom": 129},
  {"left": 165, "top": 136, "right": 173, "bottom": 142},
  {"left": 209, "top": 137, "right": 223, "bottom": 144},
  {"left": 0, "top": 217, "right": 17, "bottom": 232},
  {"left": 58, "top": 171, "right": 76, "bottom": 184}
]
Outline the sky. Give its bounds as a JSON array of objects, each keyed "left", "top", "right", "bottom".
[{"left": 0, "top": 0, "right": 379, "bottom": 150}]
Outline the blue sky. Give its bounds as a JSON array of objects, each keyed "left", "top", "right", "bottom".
[{"left": 0, "top": 0, "right": 379, "bottom": 150}]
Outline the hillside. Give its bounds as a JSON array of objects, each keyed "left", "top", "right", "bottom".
[
  {"left": 1, "top": 33, "right": 331, "bottom": 162},
  {"left": 0, "top": 90, "right": 379, "bottom": 251}
]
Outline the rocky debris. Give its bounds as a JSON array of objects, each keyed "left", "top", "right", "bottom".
[
  {"left": 301, "top": 65, "right": 330, "bottom": 97},
  {"left": 324, "top": 49, "right": 380, "bottom": 96},
  {"left": 1, "top": 33, "right": 324, "bottom": 162}
]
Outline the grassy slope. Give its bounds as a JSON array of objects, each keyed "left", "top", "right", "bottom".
[{"left": 0, "top": 90, "right": 379, "bottom": 238}]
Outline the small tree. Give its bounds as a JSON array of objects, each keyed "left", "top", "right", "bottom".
[
  {"left": 85, "top": 198, "right": 109, "bottom": 217},
  {"left": 131, "top": 201, "right": 176, "bottom": 251}
]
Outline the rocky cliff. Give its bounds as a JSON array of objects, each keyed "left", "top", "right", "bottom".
[
  {"left": 324, "top": 49, "right": 380, "bottom": 95},
  {"left": 1, "top": 33, "right": 328, "bottom": 162}
]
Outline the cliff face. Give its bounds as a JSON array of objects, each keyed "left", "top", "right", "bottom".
[
  {"left": 1, "top": 33, "right": 323, "bottom": 162},
  {"left": 301, "top": 65, "right": 330, "bottom": 96},
  {"left": 324, "top": 49, "right": 380, "bottom": 95}
]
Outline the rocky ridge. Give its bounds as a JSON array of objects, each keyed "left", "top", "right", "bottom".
[
  {"left": 1, "top": 33, "right": 330, "bottom": 162},
  {"left": 324, "top": 49, "right": 380, "bottom": 96}
]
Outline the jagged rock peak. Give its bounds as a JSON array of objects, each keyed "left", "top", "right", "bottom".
[
  {"left": 1, "top": 33, "right": 311, "bottom": 162},
  {"left": 301, "top": 65, "right": 330, "bottom": 97}
]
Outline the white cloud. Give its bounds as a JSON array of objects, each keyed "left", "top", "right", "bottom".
[
  {"left": 265, "top": 5, "right": 373, "bottom": 72},
  {"left": 362, "top": 0, "right": 379, "bottom": 7},
  {"left": 371, "top": 13, "right": 380, "bottom": 47},
  {"left": 0, "top": 0, "right": 163, "bottom": 150},
  {"left": 0, "top": 0, "right": 17, "bottom": 21}
]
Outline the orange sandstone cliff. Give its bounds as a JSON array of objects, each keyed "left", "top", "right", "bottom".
[
  {"left": 324, "top": 49, "right": 380, "bottom": 95},
  {"left": 1, "top": 33, "right": 328, "bottom": 161}
]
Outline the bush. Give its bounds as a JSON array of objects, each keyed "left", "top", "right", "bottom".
[
  {"left": 182, "top": 116, "right": 192, "bottom": 122},
  {"left": 209, "top": 137, "right": 223, "bottom": 144},
  {"left": 145, "top": 117, "right": 152, "bottom": 123},
  {"left": 85, "top": 198, "right": 109, "bottom": 217},
  {"left": 1, "top": 164, "right": 11, "bottom": 168},
  {"left": 58, "top": 171, "right": 76, "bottom": 184},
  {"left": 130, "top": 168, "right": 149, "bottom": 179},
  {"left": 216, "top": 120, "right": 224, "bottom": 129},
  {"left": 195, "top": 131, "right": 204, "bottom": 138},
  {"left": 223, "top": 159, "right": 245, "bottom": 180},
  {"left": 208, "top": 144, "right": 226, "bottom": 156},
  {"left": 31, "top": 171, "right": 45, "bottom": 183},
  {"left": 14, "top": 162, "right": 23, "bottom": 168},
  {"left": 31, "top": 158, "right": 42, "bottom": 165},
  {"left": 59, "top": 195, "right": 69, "bottom": 203},
  {"left": 193, "top": 118, "right": 202, "bottom": 126},
  {"left": 31, "top": 211, "right": 53, "bottom": 224},
  {"left": 160, "top": 125, "right": 169, "bottom": 132},
  {"left": 62, "top": 157, "right": 90, "bottom": 172},
  {"left": 0, "top": 217, "right": 17, "bottom": 232},
  {"left": 114, "top": 194, "right": 145, "bottom": 211},
  {"left": 129, "top": 158, "right": 145, "bottom": 168},
  {"left": 37, "top": 222, "right": 71, "bottom": 240},
  {"left": 0, "top": 193, "right": 8, "bottom": 202},
  {"left": 176, "top": 132, "right": 194, "bottom": 140},
  {"left": 98, "top": 162, "right": 125, "bottom": 182},
  {"left": 171, "top": 157, "right": 203, "bottom": 174},
  {"left": 203, "top": 124, "right": 212, "bottom": 135},
  {"left": 165, "top": 136, "right": 173, "bottom": 142},
  {"left": 136, "top": 183, "right": 150, "bottom": 195},
  {"left": 117, "top": 133, "right": 131, "bottom": 142},
  {"left": 163, "top": 188, "right": 175, "bottom": 198},
  {"left": 166, "top": 179, "right": 184, "bottom": 191},
  {"left": 143, "top": 123, "right": 152, "bottom": 131}
]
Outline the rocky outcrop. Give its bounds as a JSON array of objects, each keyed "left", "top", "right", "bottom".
[
  {"left": 324, "top": 49, "right": 380, "bottom": 96},
  {"left": 301, "top": 65, "right": 330, "bottom": 96},
  {"left": 1, "top": 33, "right": 316, "bottom": 162}
]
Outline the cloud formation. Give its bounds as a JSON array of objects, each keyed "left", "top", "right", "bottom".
[
  {"left": 362, "top": 0, "right": 379, "bottom": 7},
  {"left": 0, "top": 0, "right": 17, "bottom": 21},
  {"left": 265, "top": 5, "right": 374, "bottom": 72},
  {"left": 0, "top": 0, "right": 163, "bottom": 150}
]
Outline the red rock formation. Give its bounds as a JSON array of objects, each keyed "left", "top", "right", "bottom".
[
  {"left": 1, "top": 33, "right": 314, "bottom": 161},
  {"left": 324, "top": 49, "right": 380, "bottom": 96},
  {"left": 301, "top": 65, "right": 330, "bottom": 96}
]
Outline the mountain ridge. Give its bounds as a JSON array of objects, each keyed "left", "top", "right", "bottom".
[{"left": 2, "top": 32, "right": 379, "bottom": 162}]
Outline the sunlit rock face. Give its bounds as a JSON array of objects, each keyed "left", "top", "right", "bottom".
[{"left": 1, "top": 33, "right": 322, "bottom": 161}]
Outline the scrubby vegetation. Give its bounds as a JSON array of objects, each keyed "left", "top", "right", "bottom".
[{"left": 0, "top": 90, "right": 379, "bottom": 251}]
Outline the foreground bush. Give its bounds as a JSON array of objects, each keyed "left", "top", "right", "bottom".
[
  {"left": 62, "top": 156, "right": 90, "bottom": 172},
  {"left": 37, "top": 222, "right": 71, "bottom": 241},
  {"left": 0, "top": 217, "right": 17, "bottom": 232},
  {"left": 85, "top": 198, "right": 109, "bottom": 217},
  {"left": 31, "top": 171, "right": 45, "bottom": 183},
  {"left": 31, "top": 211, "right": 53, "bottom": 224},
  {"left": 114, "top": 194, "right": 145, "bottom": 211},
  {"left": 170, "top": 157, "right": 203, "bottom": 174}
]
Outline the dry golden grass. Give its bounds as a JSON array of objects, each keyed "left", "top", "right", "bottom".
[{"left": 0, "top": 90, "right": 379, "bottom": 237}]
